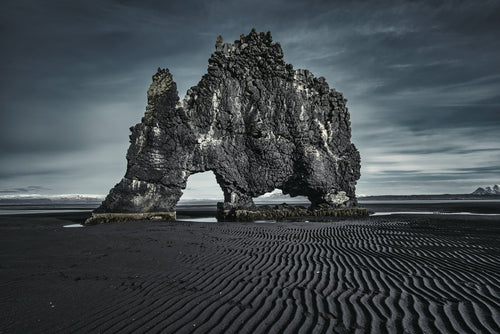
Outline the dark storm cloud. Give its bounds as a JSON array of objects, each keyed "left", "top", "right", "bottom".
[
  {"left": 0, "top": 0, "right": 499, "bottom": 195},
  {"left": 375, "top": 165, "right": 500, "bottom": 179},
  {"left": 389, "top": 146, "right": 500, "bottom": 155},
  {"left": 0, "top": 165, "right": 71, "bottom": 180},
  {"left": 0, "top": 186, "right": 51, "bottom": 194}
]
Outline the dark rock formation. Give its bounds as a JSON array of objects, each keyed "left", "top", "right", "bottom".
[{"left": 90, "top": 29, "right": 361, "bottom": 222}]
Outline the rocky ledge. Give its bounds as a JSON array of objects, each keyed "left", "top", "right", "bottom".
[
  {"left": 217, "top": 204, "right": 368, "bottom": 222},
  {"left": 87, "top": 29, "right": 362, "bottom": 225}
]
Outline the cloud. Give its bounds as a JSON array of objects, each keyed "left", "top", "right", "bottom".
[
  {"left": 0, "top": 0, "right": 499, "bottom": 196},
  {"left": 0, "top": 186, "right": 51, "bottom": 194}
]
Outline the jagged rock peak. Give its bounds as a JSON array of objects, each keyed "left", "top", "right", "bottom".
[
  {"left": 149, "top": 68, "right": 173, "bottom": 94},
  {"left": 92, "top": 29, "right": 362, "bottom": 219},
  {"left": 215, "top": 29, "right": 275, "bottom": 52}
]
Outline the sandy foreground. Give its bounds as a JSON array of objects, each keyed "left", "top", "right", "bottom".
[{"left": 0, "top": 211, "right": 499, "bottom": 333}]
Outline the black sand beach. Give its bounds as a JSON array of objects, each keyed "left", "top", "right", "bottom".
[{"left": 1, "top": 204, "right": 499, "bottom": 333}]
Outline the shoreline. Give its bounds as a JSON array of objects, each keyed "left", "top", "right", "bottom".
[{"left": 1, "top": 199, "right": 499, "bottom": 218}]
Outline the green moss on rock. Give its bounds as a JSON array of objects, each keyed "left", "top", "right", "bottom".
[
  {"left": 217, "top": 207, "right": 368, "bottom": 222},
  {"left": 84, "top": 212, "right": 176, "bottom": 225}
]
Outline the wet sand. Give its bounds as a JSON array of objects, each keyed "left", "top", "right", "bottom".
[{"left": 0, "top": 209, "right": 499, "bottom": 333}]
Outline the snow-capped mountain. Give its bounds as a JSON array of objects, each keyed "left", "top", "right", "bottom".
[
  {"left": 472, "top": 184, "right": 500, "bottom": 195},
  {"left": 254, "top": 189, "right": 309, "bottom": 203}
]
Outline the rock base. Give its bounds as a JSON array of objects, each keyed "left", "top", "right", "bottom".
[
  {"left": 84, "top": 206, "right": 368, "bottom": 225},
  {"left": 84, "top": 212, "right": 176, "bottom": 225},
  {"left": 217, "top": 206, "right": 369, "bottom": 222}
]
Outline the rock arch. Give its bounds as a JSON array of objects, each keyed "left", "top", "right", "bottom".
[{"left": 89, "top": 30, "right": 361, "bottom": 223}]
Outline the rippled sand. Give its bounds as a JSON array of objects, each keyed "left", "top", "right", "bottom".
[{"left": 0, "top": 212, "right": 499, "bottom": 333}]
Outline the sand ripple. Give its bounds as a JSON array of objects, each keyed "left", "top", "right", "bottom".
[{"left": 38, "top": 219, "right": 500, "bottom": 333}]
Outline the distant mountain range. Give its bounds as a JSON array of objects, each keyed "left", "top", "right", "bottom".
[
  {"left": 360, "top": 184, "right": 500, "bottom": 201},
  {"left": 472, "top": 184, "right": 500, "bottom": 195}
]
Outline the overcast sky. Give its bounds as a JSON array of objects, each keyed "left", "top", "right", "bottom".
[{"left": 0, "top": 0, "right": 499, "bottom": 198}]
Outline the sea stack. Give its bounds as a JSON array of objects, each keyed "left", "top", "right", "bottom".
[{"left": 86, "top": 29, "right": 363, "bottom": 224}]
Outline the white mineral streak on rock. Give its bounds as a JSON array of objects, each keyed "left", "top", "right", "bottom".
[
  {"left": 293, "top": 78, "right": 307, "bottom": 95},
  {"left": 212, "top": 90, "right": 220, "bottom": 111},
  {"left": 152, "top": 126, "right": 161, "bottom": 137},
  {"left": 131, "top": 179, "right": 141, "bottom": 190},
  {"left": 299, "top": 105, "right": 306, "bottom": 121},
  {"left": 232, "top": 95, "right": 241, "bottom": 115},
  {"left": 304, "top": 145, "right": 322, "bottom": 160},
  {"left": 314, "top": 119, "right": 336, "bottom": 157},
  {"left": 136, "top": 132, "right": 146, "bottom": 148},
  {"left": 316, "top": 120, "right": 329, "bottom": 141},
  {"left": 197, "top": 134, "right": 221, "bottom": 149},
  {"left": 149, "top": 149, "right": 164, "bottom": 165}
]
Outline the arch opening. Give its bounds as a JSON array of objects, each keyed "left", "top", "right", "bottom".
[
  {"left": 254, "top": 189, "right": 310, "bottom": 206},
  {"left": 176, "top": 171, "right": 224, "bottom": 222},
  {"left": 178, "top": 170, "right": 224, "bottom": 205}
]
